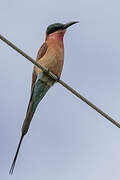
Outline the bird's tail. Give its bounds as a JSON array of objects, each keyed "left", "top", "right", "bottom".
[
  {"left": 9, "top": 75, "right": 51, "bottom": 174},
  {"left": 9, "top": 100, "right": 35, "bottom": 175},
  {"left": 9, "top": 101, "right": 39, "bottom": 175},
  {"left": 9, "top": 134, "right": 24, "bottom": 175}
]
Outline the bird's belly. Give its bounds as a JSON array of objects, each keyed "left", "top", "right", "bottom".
[
  {"left": 48, "top": 54, "right": 64, "bottom": 77},
  {"left": 37, "top": 49, "right": 64, "bottom": 78}
]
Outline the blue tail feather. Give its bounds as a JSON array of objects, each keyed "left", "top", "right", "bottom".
[
  {"left": 9, "top": 72, "right": 52, "bottom": 175},
  {"left": 22, "top": 72, "right": 51, "bottom": 135},
  {"left": 32, "top": 73, "right": 51, "bottom": 112}
]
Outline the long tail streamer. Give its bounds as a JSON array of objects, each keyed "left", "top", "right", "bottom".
[{"left": 9, "top": 134, "right": 24, "bottom": 174}]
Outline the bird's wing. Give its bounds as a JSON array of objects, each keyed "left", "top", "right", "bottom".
[
  {"left": 26, "top": 42, "right": 48, "bottom": 118},
  {"left": 31, "top": 42, "right": 48, "bottom": 91}
]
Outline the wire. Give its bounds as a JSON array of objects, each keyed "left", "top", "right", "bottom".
[{"left": 0, "top": 33, "right": 120, "bottom": 128}]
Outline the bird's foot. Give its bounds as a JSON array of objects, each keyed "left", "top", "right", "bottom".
[
  {"left": 44, "top": 68, "right": 60, "bottom": 82},
  {"left": 56, "top": 76, "right": 60, "bottom": 82},
  {"left": 44, "top": 68, "right": 50, "bottom": 75}
]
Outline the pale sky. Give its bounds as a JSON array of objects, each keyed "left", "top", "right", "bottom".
[{"left": 0, "top": 0, "right": 120, "bottom": 179}]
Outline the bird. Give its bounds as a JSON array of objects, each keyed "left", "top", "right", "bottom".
[{"left": 9, "top": 21, "right": 79, "bottom": 174}]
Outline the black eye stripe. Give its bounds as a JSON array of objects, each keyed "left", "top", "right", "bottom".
[{"left": 46, "top": 23, "right": 64, "bottom": 35}]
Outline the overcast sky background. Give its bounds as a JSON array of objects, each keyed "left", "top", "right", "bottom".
[{"left": 0, "top": 0, "right": 120, "bottom": 179}]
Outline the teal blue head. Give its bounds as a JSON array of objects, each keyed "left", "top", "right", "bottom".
[{"left": 46, "top": 21, "right": 79, "bottom": 35}]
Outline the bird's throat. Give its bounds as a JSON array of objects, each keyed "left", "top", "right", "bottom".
[{"left": 46, "top": 30, "right": 65, "bottom": 46}]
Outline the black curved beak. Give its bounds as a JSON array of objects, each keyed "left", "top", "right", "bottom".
[{"left": 63, "top": 21, "right": 79, "bottom": 29}]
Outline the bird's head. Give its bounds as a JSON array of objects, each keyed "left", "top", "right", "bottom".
[{"left": 46, "top": 21, "right": 79, "bottom": 40}]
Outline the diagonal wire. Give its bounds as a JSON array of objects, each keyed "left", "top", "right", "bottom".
[{"left": 0, "top": 33, "right": 120, "bottom": 128}]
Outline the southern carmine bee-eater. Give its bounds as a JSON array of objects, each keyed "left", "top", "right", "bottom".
[{"left": 9, "top": 21, "right": 79, "bottom": 174}]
